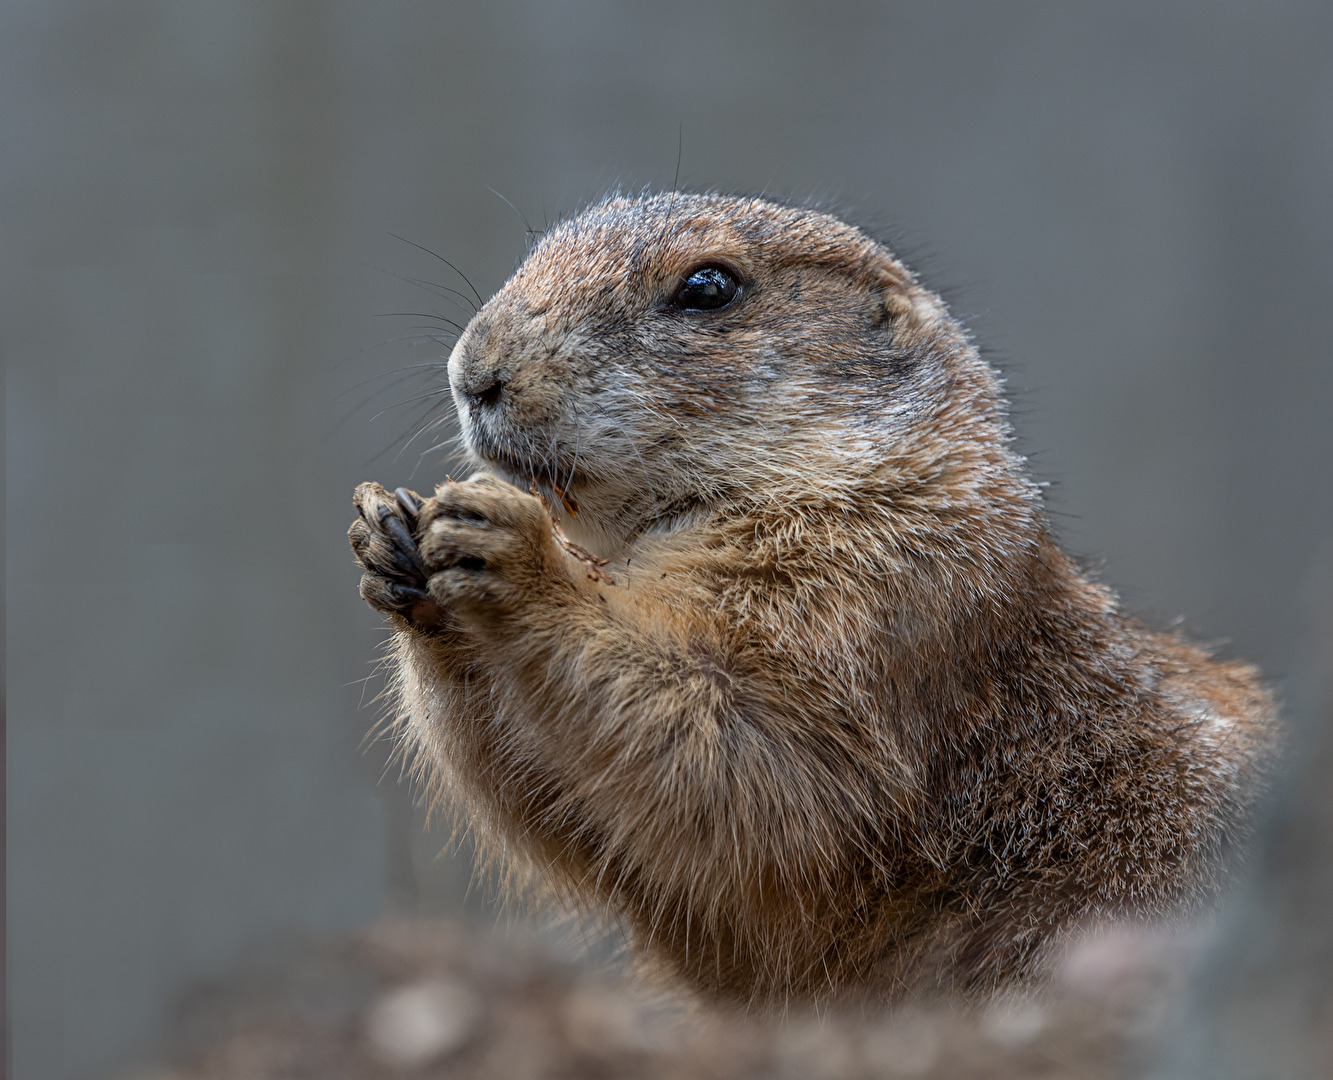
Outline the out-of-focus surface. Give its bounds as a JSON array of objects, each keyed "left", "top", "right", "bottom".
[
  {"left": 1153, "top": 572, "right": 1333, "bottom": 1079},
  {"left": 4, "top": 3, "right": 1331, "bottom": 1078},
  {"left": 121, "top": 916, "right": 1193, "bottom": 1080}
]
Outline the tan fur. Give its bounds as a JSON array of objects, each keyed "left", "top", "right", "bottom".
[{"left": 348, "top": 193, "right": 1277, "bottom": 1006}]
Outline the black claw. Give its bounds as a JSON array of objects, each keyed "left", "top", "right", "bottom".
[
  {"left": 394, "top": 487, "right": 421, "bottom": 520},
  {"left": 383, "top": 580, "right": 431, "bottom": 608},
  {"left": 379, "top": 545, "right": 419, "bottom": 582},
  {"left": 383, "top": 514, "right": 430, "bottom": 580}
]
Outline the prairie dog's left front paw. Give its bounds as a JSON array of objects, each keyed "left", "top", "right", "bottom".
[{"left": 417, "top": 474, "right": 563, "bottom": 618}]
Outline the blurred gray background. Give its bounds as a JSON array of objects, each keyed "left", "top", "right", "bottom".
[{"left": 5, "top": 2, "right": 1332, "bottom": 1078}]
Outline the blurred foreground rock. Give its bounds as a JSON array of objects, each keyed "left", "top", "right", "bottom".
[
  {"left": 127, "top": 916, "right": 1191, "bottom": 1080},
  {"left": 1154, "top": 572, "right": 1333, "bottom": 1080}
]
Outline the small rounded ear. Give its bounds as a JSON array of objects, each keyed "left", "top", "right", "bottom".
[
  {"left": 869, "top": 257, "right": 925, "bottom": 327},
  {"left": 883, "top": 289, "right": 916, "bottom": 324}
]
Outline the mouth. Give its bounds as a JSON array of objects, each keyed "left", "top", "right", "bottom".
[{"left": 465, "top": 430, "right": 584, "bottom": 516}]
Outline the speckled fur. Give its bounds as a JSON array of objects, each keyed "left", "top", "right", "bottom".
[{"left": 348, "top": 193, "right": 1277, "bottom": 1007}]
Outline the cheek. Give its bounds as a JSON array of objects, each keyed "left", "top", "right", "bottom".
[{"left": 497, "top": 353, "right": 577, "bottom": 427}]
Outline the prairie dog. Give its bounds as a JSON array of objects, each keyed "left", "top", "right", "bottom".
[{"left": 348, "top": 193, "right": 1276, "bottom": 1005}]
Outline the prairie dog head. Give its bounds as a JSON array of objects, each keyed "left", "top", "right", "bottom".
[{"left": 448, "top": 193, "right": 999, "bottom": 549}]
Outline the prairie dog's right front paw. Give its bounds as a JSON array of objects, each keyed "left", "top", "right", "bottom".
[{"left": 349, "top": 482, "right": 446, "bottom": 631}]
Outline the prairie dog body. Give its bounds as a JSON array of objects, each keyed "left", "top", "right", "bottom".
[{"left": 349, "top": 193, "right": 1276, "bottom": 1004}]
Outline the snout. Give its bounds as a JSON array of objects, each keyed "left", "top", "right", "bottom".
[
  {"left": 448, "top": 336, "right": 508, "bottom": 417},
  {"left": 447, "top": 321, "right": 573, "bottom": 478}
]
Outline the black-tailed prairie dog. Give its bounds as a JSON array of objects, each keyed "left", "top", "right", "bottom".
[{"left": 348, "top": 193, "right": 1277, "bottom": 1005}]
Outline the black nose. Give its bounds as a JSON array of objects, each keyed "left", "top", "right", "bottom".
[{"left": 465, "top": 378, "right": 504, "bottom": 410}]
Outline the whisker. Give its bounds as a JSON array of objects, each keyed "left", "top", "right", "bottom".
[
  {"left": 414, "top": 433, "right": 469, "bottom": 467},
  {"left": 331, "top": 331, "right": 458, "bottom": 373},
  {"left": 381, "top": 294, "right": 469, "bottom": 333},
  {"left": 408, "top": 427, "right": 468, "bottom": 482},
  {"left": 333, "top": 362, "right": 449, "bottom": 403},
  {"left": 381, "top": 322, "right": 467, "bottom": 338},
  {"left": 373, "top": 311, "right": 470, "bottom": 330},
  {"left": 368, "top": 387, "right": 453, "bottom": 425},
  {"left": 326, "top": 365, "right": 453, "bottom": 442},
  {"left": 362, "top": 397, "right": 452, "bottom": 469},
  {"left": 486, "top": 186, "right": 542, "bottom": 246},
  {"left": 657, "top": 125, "right": 684, "bottom": 247},
  {"left": 564, "top": 398, "right": 582, "bottom": 494},
  {"left": 394, "top": 398, "right": 458, "bottom": 462},
  {"left": 359, "top": 261, "right": 480, "bottom": 319},
  {"left": 388, "top": 233, "right": 483, "bottom": 309},
  {"left": 547, "top": 426, "right": 560, "bottom": 492}
]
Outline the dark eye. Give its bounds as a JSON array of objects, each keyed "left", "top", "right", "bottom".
[{"left": 671, "top": 265, "right": 740, "bottom": 311}]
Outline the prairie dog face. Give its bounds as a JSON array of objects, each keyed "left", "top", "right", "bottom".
[{"left": 447, "top": 194, "right": 947, "bottom": 545}]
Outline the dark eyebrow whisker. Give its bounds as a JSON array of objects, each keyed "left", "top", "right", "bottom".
[{"left": 388, "top": 232, "right": 484, "bottom": 309}]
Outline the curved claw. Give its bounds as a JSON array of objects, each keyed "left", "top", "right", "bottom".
[
  {"left": 381, "top": 579, "right": 431, "bottom": 608},
  {"left": 378, "top": 509, "right": 431, "bottom": 581},
  {"left": 394, "top": 486, "right": 421, "bottom": 520}
]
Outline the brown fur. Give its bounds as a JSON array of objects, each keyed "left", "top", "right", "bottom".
[{"left": 348, "top": 193, "right": 1277, "bottom": 1006}]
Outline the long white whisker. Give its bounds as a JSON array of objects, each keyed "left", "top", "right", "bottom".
[{"left": 564, "top": 398, "right": 582, "bottom": 494}]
